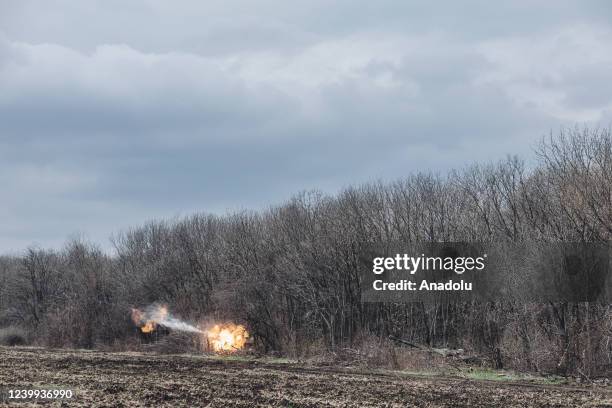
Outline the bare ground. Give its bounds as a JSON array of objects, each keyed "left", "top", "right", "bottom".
[{"left": 0, "top": 347, "right": 610, "bottom": 407}]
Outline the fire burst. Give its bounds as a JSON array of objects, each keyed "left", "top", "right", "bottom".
[
  {"left": 131, "top": 305, "right": 168, "bottom": 334},
  {"left": 206, "top": 323, "right": 249, "bottom": 352},
  {"left": 130, "top": 304, "right": 249, "bottom": 353}
]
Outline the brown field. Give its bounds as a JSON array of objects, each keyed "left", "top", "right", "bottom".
[{"left": 0, "top": 347, "right": 610, "bottom": 407}]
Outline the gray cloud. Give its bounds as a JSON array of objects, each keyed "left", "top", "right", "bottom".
[{"left": 0, "top": 1, "right": 611, "bottom": 252}]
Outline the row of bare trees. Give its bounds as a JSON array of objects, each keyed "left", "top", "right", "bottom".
[{"left": 0, "top": 127, "right": 610, "bottom": 376}]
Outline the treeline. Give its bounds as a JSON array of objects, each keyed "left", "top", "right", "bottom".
[{"left": 0, "top": 127, "right": 611, "bottom": 376}]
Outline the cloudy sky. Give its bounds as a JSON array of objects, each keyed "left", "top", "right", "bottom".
[{"left": 1, "top": 1, "right": 611, "bottom": 252}]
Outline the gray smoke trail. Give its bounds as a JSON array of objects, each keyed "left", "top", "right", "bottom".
[
  {"left": 141, "top": 304, "right": 203, "bottom": 334},
  {"left": 158, "top": 316, "right": 203, "bottom": 333}
]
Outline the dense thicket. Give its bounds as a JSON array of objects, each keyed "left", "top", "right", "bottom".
[{"left": 1, "top": 127, "right": 611, "bottom": 376}]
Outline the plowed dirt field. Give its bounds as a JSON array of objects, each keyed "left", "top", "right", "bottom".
[{"left": 0, "top": 347, "right": 610, "bottom": 407}]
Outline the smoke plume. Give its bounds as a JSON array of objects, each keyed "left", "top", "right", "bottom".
[{"left": 131, "top": 304, "right": 202, "bottom": 334}]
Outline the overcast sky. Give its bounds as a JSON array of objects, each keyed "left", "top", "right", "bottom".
[{"left": 1, "top": 1, "right": 611, "bottom": 253}]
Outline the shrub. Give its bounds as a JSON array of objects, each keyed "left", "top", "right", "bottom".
[{"left": 0, "top": 326, "right": 29, "bottom": 346}]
